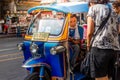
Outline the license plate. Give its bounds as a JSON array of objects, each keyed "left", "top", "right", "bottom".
[{"left": 32, "top": 32, "right": 49, "bottom": 41}]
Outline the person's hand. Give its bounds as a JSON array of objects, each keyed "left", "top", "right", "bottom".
[
  {"left": 68, "top": 37, "right": 73, "bottom": 41},
  {"left": 72, "top": 40, "right": 80, "bottom": 44}
]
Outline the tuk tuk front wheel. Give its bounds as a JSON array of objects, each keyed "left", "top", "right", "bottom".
[
  {"left": 40, "top": 67, "right": 51, "bottom": 80},
  {"left": 24, "top": 70, "right": 51, "bottom": 80},
  {"left": 24, "top": 72, "right": 39, "bottom": 80}
]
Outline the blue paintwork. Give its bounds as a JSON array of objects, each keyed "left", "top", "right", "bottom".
[
  {"left": 23, "top": 41, "right": 45, "bottom": 62},
  {"left": 22, "top": 40, "right": 86, "bottom": 79},
  {"left": 22, "top": 57, "right": 46, "bottom": 67},
  {"left": 39, "top": 66, "right": 45, "bottom": 79},
  {"left": 23, "top": 41, "right": 32, "bottom": 62},
  {"left": 28, "top": 2, "right": 89, "bottom": 14},
  {"left": 23, "top": 41, "right": 65, "bottom": 77},
  {"left": 44, "top": 42, "right": 64, "bottom": 77}
]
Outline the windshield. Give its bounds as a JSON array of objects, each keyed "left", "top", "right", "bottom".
[{"left": 28, "top": 12, "right": 65, "bottom": 36}]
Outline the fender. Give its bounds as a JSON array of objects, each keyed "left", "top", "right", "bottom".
[{"left": 22, "top": 57, "right": 51, "bottom": 70}]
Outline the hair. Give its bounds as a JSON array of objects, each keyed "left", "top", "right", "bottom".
[
  {"left": 112, "top": 1, "right": 120, "bottom": 8},
  {"left": 88, "top": 0, "right": 109, "bottom": 4},
  {"left": 70, "top": 14, "right": 78, "bottom": 21},
  {"left": 70, "top": 14, "right": 77, "bottom": 18}
]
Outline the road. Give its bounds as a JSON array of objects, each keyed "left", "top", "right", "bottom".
[
  {"left": 0, "top": 37, "right": 27, "bottom": 80},
  {"left": 0, "top": 37, "right": 120, "bottom": 80}
]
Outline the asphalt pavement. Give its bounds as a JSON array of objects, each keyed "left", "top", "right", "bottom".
[{"left": 0, "top": 37, "right": 27, "bottom": 80}]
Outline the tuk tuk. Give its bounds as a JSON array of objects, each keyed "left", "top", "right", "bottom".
[{"left": 18, "top": 2, "right": 89, "bottom": 80}]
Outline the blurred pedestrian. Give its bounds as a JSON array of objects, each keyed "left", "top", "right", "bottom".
[
  {"left": 112, "top": 1, "right": 120, "bottom": 44},
  {"left": 112, "top": 1, "right": 120, "bottom": 14},
  {"left": 16, "top": 23, "right": 21, "bottom": 37},
  {"left": 112, "top": 3, "right": 120, "bottom": 80},
  {"left": 3, "top": 23, "right": 8, "bottom": 34},
  {"left": 87, "top": 0, "right": 120, "bottom": 80},
  {"left": 88, "top": 1, "right": 96, "bottom": 7}
]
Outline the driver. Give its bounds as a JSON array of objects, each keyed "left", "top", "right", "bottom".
[{"left": 68, "top": 14, "right": 81, "bottom": 70}]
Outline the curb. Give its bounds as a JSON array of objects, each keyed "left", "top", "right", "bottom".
[{"left": 0, "top": 34, "right": 17, "bottom": 38}]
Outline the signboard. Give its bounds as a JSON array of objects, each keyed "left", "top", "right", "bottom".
[
  {"left": 16, "top": 2, "right": 40, "bottom": 11},
  {"left": 17, "top": 5, "right": 34, "bottom": 11},
  {"left": 32, "top": 32, "right": 49, "bottom": 41}
]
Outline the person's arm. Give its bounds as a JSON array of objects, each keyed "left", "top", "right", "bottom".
[
  {"left": 118, "top": 17, "right": 120, "bottom": 34},
  {"left": 87, "top": 17, "right": 95, "bottom": 51},
  {"left": 118, "top": 24, "right": 120, "bottom": 34}
]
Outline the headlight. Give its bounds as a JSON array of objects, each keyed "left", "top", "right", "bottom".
[
  {"left": 17, "top": 43, "right": 24, "bottom": 51},
  {"left": 30, "top": 43, "right": 38, "bottom": 54},
  {"left": 50, "top": 46, "right": 66, "bottom": 55}
]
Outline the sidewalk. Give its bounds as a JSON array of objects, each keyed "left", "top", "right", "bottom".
[{"left": 0, "top": 33, "right": 17, "bottom": 38}]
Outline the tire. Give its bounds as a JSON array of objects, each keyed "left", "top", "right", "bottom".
[
  {"left": 41, "top": 68, "right": 51, "bottom": 80},
  {"left": 24, "top": 72, "right": 39, "bottom": 80},
  {"left": 24, "top": 69, "right": 51, "bottom": 80}
]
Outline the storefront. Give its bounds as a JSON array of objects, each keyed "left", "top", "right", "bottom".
[{"left": 1, "top": 0, "right": 40, "bottom": 34}]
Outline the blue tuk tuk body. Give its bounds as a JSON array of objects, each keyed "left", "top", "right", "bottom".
[{"left": 19, "top": 2, "right": 89, "bottom": 80}]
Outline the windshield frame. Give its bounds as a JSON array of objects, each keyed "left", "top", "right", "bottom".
[{"left": 27, "top": 13, "right": 66, "bottom": 36}]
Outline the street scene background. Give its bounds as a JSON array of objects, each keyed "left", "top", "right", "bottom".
[{"left": 0, "top": 0, "right": 119, "bottom": 80}]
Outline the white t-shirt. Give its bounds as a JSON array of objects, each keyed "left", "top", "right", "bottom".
[
  {"left": 88, "top": 4, "right": 120, "bottom": 50},
  {"left": 69, "top": 25, "right": 80, "bottom": 39}
]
